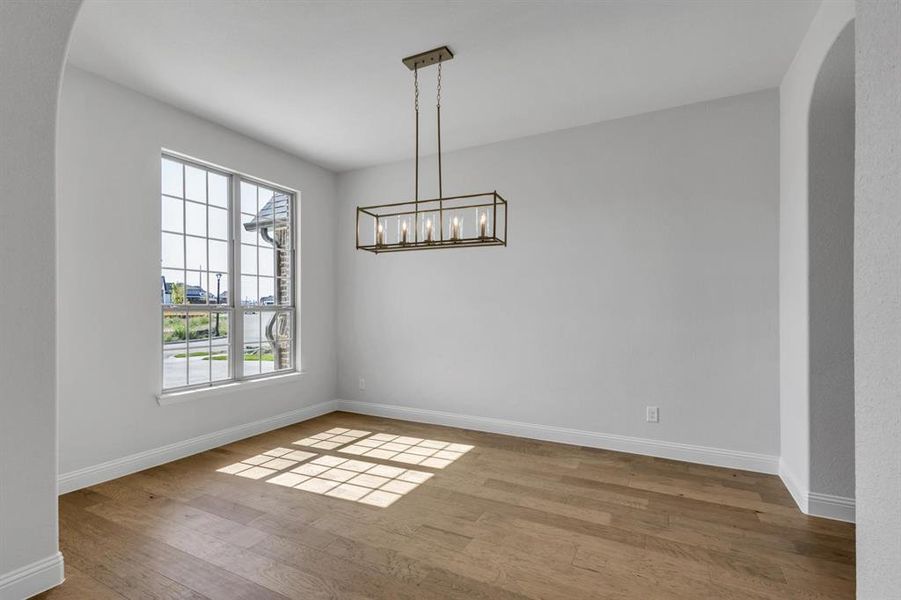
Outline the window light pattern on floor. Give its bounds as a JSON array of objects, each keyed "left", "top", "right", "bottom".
[
  {"left": 293, "top": 427, "right": 371, "bottom": 450},
  {"left": 267, "top": 455, "right": 433, "bottom": 507},
  {"left": 339, "top": 433, "right": 473, "bottom": 468},
  {"left": 215, "top": 447, "right": 316, "bottom": 480}
]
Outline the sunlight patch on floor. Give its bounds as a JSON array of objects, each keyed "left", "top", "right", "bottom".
[
  {"left": 339, "top": 433, "right": 474, "bottom": 468},
  {"left": 214, "top": 428, "right": 475, "bottom": 507},
  {"left": 215, "top": 447, "right": 316, "bottom": 479},
  {"left": 266, "top": 455, "right": 434, "bottom": 507},
  {"left": 292, "top": 427, "right": 372, "bottom": 450}
]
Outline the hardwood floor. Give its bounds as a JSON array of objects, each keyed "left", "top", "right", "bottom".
[{"left": 38, "top": 412, "right": 854, "bottom": 599}]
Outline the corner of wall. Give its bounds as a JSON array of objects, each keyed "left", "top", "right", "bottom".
[{"left": 0, "top": 552, "right": 64, "bottom": 600}]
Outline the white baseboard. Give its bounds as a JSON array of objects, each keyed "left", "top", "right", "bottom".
[
  {"left": 778, "top": 458, "right": 809, "bottom": 513},
  {"left": 335, "top": 400, "right": 780, "bottom": 474},
  {"left": 0, "top": 552, "right": 64, "bottom": 600},
  {"left": 58, "top": 400, "right": 337, "bottom": 494},
  {"left": 807, "top": 491, "right": 855, "bottom": 523},
  {"left": 57, "top": 396, "right": 854, "bottom": 523},
  {"left": 779, "top": 458, "right": 855, "bottom": 522}
]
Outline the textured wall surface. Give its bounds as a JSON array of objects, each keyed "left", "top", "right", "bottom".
[
  {"left": 855, "top": 1, "right": 901, "bottom": 595},
  {"left": 0, "top": 1, "right": 80, "bottom": 597},
  {"left": 808, "top": 22, "right": 855, "bottom": 500},
  {"left": 337, "top": 90, "right": 780, "bottom": 458},
  {"left": 778, "top": 0, "right": 854, "bottom": 504},
  {"left": 57, "top": 67, "right": 338, "bottom": 475}
]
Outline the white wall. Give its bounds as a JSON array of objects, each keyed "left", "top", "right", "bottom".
[
  {"left": 777, "top": 0, "right": 854, "bottom": 512},
  {"left": 855, "top": 1, "right": 901, "bottom": 595},
  {"left": 336, "top": 90, "right": 780, "bottom": 464},
  {"left": 808, "top": 21, "right": 855, "bottom": 504},
  {"left": 0, "top": 2, "right": 80, "bottom": 598},
  {"left": 56, "top": 67, "right": 338, "bottom": 477}
]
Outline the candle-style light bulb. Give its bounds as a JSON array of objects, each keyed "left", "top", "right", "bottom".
[
  {"left": 401, "top": 220, "right": 408, "bottom": 244},
  {"left": 376, "top": 222, "right": 384, "bottom": 246},
  {"left": 426, "top": 218, "right": 433, "bottom": 242},
  {"left": 452, "top": 216, "right": 460, "bottom": 241},
  {"left": 479, "top": 212, "right": 487, "bottom": 239}
]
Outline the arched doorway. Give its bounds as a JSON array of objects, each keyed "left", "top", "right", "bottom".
[{"left": 807, "top": 20, "right": 855, "bottom": 516}]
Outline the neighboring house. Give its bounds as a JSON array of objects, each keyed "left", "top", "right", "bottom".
[
  {"left": 160, "top": 277, "right": 209, "bottom": 304},
  {"left": 244, "top": 192, "right": 291, "bottom": 368}
]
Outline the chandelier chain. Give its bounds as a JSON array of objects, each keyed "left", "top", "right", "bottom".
[
  {"left": 414, "top": 65, "right": 420, "bottom": 203},
  {"left": 436, "top": 60, "right": 443, "bottom": 198}
]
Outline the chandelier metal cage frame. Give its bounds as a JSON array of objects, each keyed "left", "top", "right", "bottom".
[{"left": 356, "top": 46, "right": 509, "bottom": 254}]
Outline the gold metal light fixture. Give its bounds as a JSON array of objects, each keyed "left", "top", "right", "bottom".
[{"left": 356, "top": 46, "right": 508, "bottom": 253}]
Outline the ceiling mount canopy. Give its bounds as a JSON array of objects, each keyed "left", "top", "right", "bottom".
[{"left": 356, "top": 46, "right": 508, "bottom": 254}]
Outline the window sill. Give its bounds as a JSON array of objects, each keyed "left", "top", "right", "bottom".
[{"left": 156, "top": 371, "right": 305, "bottom": 406}]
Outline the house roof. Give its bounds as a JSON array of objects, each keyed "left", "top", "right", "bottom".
[{"left": 244, "top": 192, "right": 290, "bottom": 232}]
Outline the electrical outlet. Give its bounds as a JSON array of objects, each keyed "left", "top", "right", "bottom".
[
  {"left": 646, "top": 406, "right": 659, "bottom": 423},
  {"left": 358, "top": 377, "right": 366, "bottom": 391}
]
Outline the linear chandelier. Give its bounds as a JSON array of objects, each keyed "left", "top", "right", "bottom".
[{"left": 356, "top": 46, "right": 508, "bottom": 253}]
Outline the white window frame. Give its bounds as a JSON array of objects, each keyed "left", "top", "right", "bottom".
[{"left": 160, "top": 152, "right": 297, "bottom": 394}]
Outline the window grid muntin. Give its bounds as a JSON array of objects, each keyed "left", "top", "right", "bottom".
[{"left": 161, "top": 154, "right": 296, "bottom": 392}]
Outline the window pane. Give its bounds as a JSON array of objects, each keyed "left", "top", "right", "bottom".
[
  {"left": 162, "top": 158, "right": 183, "bottom": 197},
  {"left": 184, "top": 270, "right": 209, "bottom": 304},
  {"left": 188, "top": 311, "right": 210, "bottom": 342},
  {"left": 241, "top": 276, "right": 257, "bottom": 306},
  {"left": 185, "top": 236, "right": 207, "bottom": 271},
  {"left": 275, "top": 311, "right": 293, "bottom": 342},
  {"left": 243, "top": 310, "right": 261, "bottom": 376},
  {"left": 259, "top": 247, "right": 274, "bottom": 277},
  {"left": 243, "top": 311, "right": 261, "bottom": 344},
  {"left": 163, "top": 310, "right": 188, "bottom": 389},
  {"left": 209, "top": 272, "right": 228, "bottom": 305},
  {"left": 209, "top": 240, "right": 228, "bottom": 273},
  {"left": 185, "top": 165, "right": 206, "bottom": 202},
  {"left": 189, "top": 352, "right": 211, "bottom": 385},
  {"left": 208, "top": 206, "right": 228, "bottom": 240},
  {"left": 185, "top": 201, "right": 206, "bottom": 237},
  {"left": 161, "top": 196, "right": 183, "bottom": 233},
  {"left": 276, "top": 277, "right": 292, "bottom": 306},
  {"left": 272, "top": 311, "right": 293, "bottom": 371},
  {"left": 211, "top": 338, "right": 229, "bottom": 381},
  {"left": 163, "top": 310, "right": 188, "bottom": 343},
  {"left": 277, "top": 225, "right": 291, "bottom": 252},
  {"left": 244, "top": 345, "right": 261, "bottom": 375},
  {"left": 274, "top": 342, "right": 293, "bottom": 372},
  {"left": 161, "top": 269, "right": 185, "bottom": 305},
  {"left": 161, "top": 233, "right": 184, "bottom": 269},
  {"left": 241, "top": 213, "right": 259, "bottom": 245},
  {"left": 241, "top": 244, "right": 257, "bottom": 275},
  {"left": 240, "top": 182, "right": 257, "bottom": 214},
  {"left": 209, "top": 173, "right": 228, "bottom": 208},
  {"left": 163, "top": 341, "right": 188, "bottom": 388},
  {"left": 258, "top": 187, "right": 273, "bottom": 208},
  {"left": 259, "top": 276, "right": 274, "bottom": 305},
  {"left": 211, "top": 311, "right": 228, "bottom": 342},
  {"left": 275, "top": 250, "right": 291, "bottom": 278},
  {"left": 187, "top": 311, "right": 211, "bottom": 385},
  {"left": 261, "top": 309, "right": 276, "bottom": 342},
  {"left": 260, "top": 311, "right": 281, "bottom": 374},
  {"left": 261, "top": 340, "right": 275, "bottom": 374}
]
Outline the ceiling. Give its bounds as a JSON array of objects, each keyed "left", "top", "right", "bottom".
[{"left": 68, "top": 1, "right": 818, "bottom": 172}]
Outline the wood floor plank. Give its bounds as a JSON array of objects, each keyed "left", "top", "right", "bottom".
[{"left": 38, "top": 413, "right": 854, "bottom": 600}]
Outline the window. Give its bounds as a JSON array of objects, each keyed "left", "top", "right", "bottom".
[{"left": 161, "top": 154, "right": 295, "bottom": 392}]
